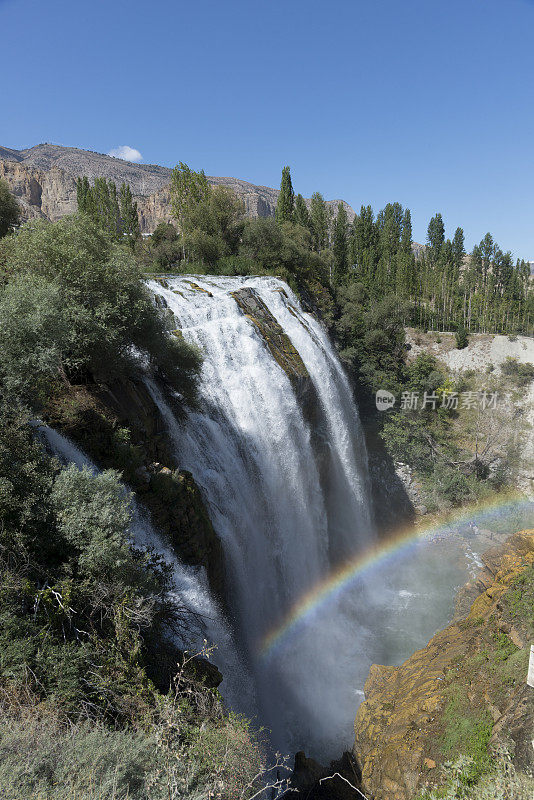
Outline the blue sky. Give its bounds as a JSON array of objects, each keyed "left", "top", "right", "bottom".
[{"left": 1, "top": 0, "right": 533, "bottom": 256}]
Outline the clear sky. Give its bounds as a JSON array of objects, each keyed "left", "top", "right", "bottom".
[{"left": 1, "top": 0, "right": 533, "bottom": 257}]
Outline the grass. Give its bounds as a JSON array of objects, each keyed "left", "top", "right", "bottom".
[{"left": 440, "top": 691, "right": 492, "bottom": 782}]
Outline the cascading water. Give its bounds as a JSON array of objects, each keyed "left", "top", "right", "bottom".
[
  {"left": 146, "top": 275, "right": 375, "bottom": 756},
  {"left": 37, "top": 424, "right": 252, "bottom": 708}
]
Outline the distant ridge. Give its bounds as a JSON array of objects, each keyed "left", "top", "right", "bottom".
[{"left": 0, "top": 143, "right": 355, "bottom": 232}]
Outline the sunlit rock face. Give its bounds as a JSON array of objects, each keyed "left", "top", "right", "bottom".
[{"left": 353, "top": 529, "right": 534, "bottom": 800}]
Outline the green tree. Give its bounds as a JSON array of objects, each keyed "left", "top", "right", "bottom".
[
  {"left": 452, "top": 226, "right": 465, "bottom": 268},
  {"left": 332, "top": 203, "right": 349, "bottom": 283},
  {"left": 456, "top": 323, "right": 469, "bottom": 349},
  {"left": 275, "top": 166, "right": 295, "bottom": 224},
  {"left": 427, "top": 213, "right": 445, "bottom": 259},
  {"left": 170, "top": 162, "right": 210, "bottom": 256},
  {"left": 0, "top": 178, "right": 20, "bottom": 238},
  {"left": 180, "top": 185, "right": 245, "bottom": 266},
  {"left": 119, "top": 183, "right": 140, "bottom": 244},
  {"left": 294, "top": 193, "right": 311, "bottom": 231},
  {"left": 0, "top": 216, "right": 201, "bottom": 408},
  {"left": 310, "top": 192, "right": 329, "bottom": 251}
]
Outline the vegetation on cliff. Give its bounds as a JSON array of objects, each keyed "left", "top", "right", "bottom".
[
  {"left": 0, "top": 214, "right": 201, "bottom": 408},
  {"left": 0, "top": 176, "right": 20, "bottom": 237}
]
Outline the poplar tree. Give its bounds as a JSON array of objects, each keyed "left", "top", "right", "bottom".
[
  {"left": 170, "top": 162, "right": 210, "bottom": 250},
  {"left": 452, "top": 227, "right": 465, "bottom": 268},
  {"left": 332, "top": 203, "right": 349, "bottom": 283},
  {"left": 310, "top": 192, "right": 329, "bottom": 251},
  {"left": 275, "top": 166, "right": 295, "bottom": 224},
  {"left": 76, "top": 177, "right": 123, "bottom": 239},
  {"left": 119, "top": 183, "right": 140, "bottom": 244},
  {"left": 401, "top": 209, "right": 413, "bottom": 253},
  {"left": 427, "top": 213, "right": 445, "bottom": 259},
  {"left": 294, "top": 193, "right": 311, "bottom": 231}
]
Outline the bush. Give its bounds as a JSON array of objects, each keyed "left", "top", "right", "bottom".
[
  {"left": 0, "top": 709, "right": 153, "bottom": 800},
  {"left": 500, "top": 357, "right": 534, "bottom": 387},
  {"left": 433, "top": 463, "right": 473, "bottom": 505},
  {"left": 0, "top": 216, "right": 201, "bottom": 409}
]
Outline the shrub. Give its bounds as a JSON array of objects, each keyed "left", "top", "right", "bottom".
[
  {"left": 0, "top": 216, "right": 201, "bottom": 409},
  {"left": 500, "top": 358, "right": 534, "bottom": 387}
]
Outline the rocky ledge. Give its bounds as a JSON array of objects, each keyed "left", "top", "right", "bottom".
[
  {"left": 231, "top": 287, "right": 309, "bottom": 382},
  {"left": 353, "top": 529, "right": 534, "bottom": 800}
]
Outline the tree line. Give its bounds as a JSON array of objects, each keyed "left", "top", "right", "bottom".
[{"left": 273, "top": 169, "right": 533, "bottom": 336}]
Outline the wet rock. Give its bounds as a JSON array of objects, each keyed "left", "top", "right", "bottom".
[
  {"left": 287, "top": 750, "right": 364, "bottom": 800},
  {"left": 230, "top": 287, "right": 309, "bottom": 381}
]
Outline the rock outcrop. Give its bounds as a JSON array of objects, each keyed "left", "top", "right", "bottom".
[
  {"left": 0, "top": 143, "right": 355, "bottom": 232},
  {"left": 353, "top": 529, "right": 534, "bottom": 800},
  {"left": 231, "top": 287, "right": 309, "bottom": 381},
  {"left": 44, "top": 378, "right": 225, "bottom": 597}
]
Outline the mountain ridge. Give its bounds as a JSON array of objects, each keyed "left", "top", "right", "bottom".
[{"left": 0, "top": 143, "right": 356, "bottom": 232}]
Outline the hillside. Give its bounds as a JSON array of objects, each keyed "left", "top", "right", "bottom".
[
  {"left": 353, "top": 529, "right": 534, "bottom": 800},
  {"left": 0, "top": 143, "right": 355, "bottom": 232}
]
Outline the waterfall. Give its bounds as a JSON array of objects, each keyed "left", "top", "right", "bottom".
[
  {"left": 36, "top": 424, "right": 253, "bottom": 710},
  {"left": 147, "top": 275, "right": 374, "bottom": 757}
]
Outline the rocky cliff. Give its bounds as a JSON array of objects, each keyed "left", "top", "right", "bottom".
[
  {"left": 0, "top": 143, "right": 355, "bottom": 232},
  {"left": 353, "top": 529, "right": 534, "bottom": 800}
]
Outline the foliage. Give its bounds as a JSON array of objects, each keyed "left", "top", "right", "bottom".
[
  {"left": 182, "top": 185, "right": 245, "bottom": 266},
  {"left": 456, "top": 324, "right": 469, "bottom": 349},
  {"left": 500, "top": 357, "right": 534, "bottom": 386},
  {"left": 0, "top": 215, "right": 201, "bottom": 408},
  {"left": 77, "top": 176, "right": 140, "bottom": 242},
  {"left": 0, "top": 663, "right": 276, "bottom": 800},
  {"left": 440, "top": 692, "right": 492, "bottom": 782},
  {"left": 140, "top": 221, "right": 182, "bottom": 271},
  {"left": 275, "top": 165, "right": 295, "bottom": 224},
  {"left": 0, "top": 178, "right": 20, "bottom": 237},
  {"left": 310, "top": 191, "right": 330, "bottom": 251},
  {"left": 0, "top": 401, "right": 176, "bottom": 721},
  {"left": 0, "top": 703, "right": 153, "bottom": 800},
  {"left": 294, "top": 192, "right": 311, "bottom": 230},
  {"left": 332, "top": 202, "right": 349, "bottom": 282},
  {"left": 335, "top": 282, "right": 407, "bottom": 399},
  {"left": 502, "top": 565, "right": 534, "bottom": 638},
  {"left": 417, "top": 751, "right": 534, "bottom": 800},
  {"left": 169, "top": 161, "right": 210, "bottom": 248}
]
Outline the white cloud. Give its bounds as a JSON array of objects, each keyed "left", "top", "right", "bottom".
[{"left": 107, "top": 145, "right": 143, "bottom": 163}]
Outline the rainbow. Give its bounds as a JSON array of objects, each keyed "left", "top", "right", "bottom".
[{"left": 260, "top": 492, "right": 533, "bottom": 659}]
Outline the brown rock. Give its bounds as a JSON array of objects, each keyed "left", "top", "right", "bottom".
[{"left": 353, "top": 529, "right": 534, "bottom": 800}]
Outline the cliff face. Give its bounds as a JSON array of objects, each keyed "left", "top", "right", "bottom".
[
  {"left": 353, "top": 529, "right": 534, "bottom": 800},
  {"left": 0, "top": 143, "right": 355, "bottom": 232}
]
